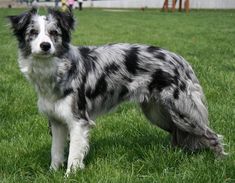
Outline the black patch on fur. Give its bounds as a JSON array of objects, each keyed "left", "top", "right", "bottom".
[
  {"left": 79, "top": 47, "right": 90, "bottom": 58},
  {"left": 149, "top": 69, "right": 178, "bottom": 92},
  {"left": 85, "top": 59, "right": 97, "bottom": 72},
  {"left": 172, "top": 55, "right": 185, "bottom": 69},
  {"left": 179, "top": 113, "right": 185, "bottom": 119},
  {"left": 109, "top": 89, "right": 114, "bottom": 96},
  {"left": 174, "top": 68, "right": 180, "bottom": 76},
  {"left": 173, "top": 75, "right": 179, "bottom": 86},
  {"left": 94, "top": 74, "right": 107, "bottom": 96},
  {"left": 56, "top": 43, "right": 70, "bottom": 57},
  {"left": 57, "top": 61, "right": 77, "bottom": 87},
  {"left": 85, "top": 87, "right": 92, "bottom": 99},
  {"left": 122, "top": 75, "right": 132, "bottom": 83},
  {"left": 173, "top": 69, "right": 180, "bottom": 87},
  {"left": 180, "top": 82, "right": 186, "bottom": 91},
  {"left": 173, "top": 88, "right": 179, "bottom": 99},
  {"left": 119, "top": 86, "right": 129, "bottom": 99},
  {"left": 68, "top": 61, "right": 77, "bottom": 77},
  {"left": 155, "top": 52, "right": 166, "bottom": 60},
  {"left": 86, "top": 74, "right": 107, "bottom": 99},
  {"left": 79, "top": 47, "right": 97, "bottom": 72},
  {"left": 186, "top": 71, "right": 192, "bottom": 80},
  {"left": 77, "top": 75, "right": 87, "bottom": 111},
  {"left": 147, "top": 46, "right": 161, "bottom": 53},
  {"left": 64, "top": 88, "right": 74, "bottom": 96},
  {"left": 124, "top": 47, "right": 139, "bottom": 75},
  {"left": 190, "top": 123, "right": 196, "bottom": 128},
  {"left": 104, "top": 63, "right": 120, "bottom": 75}
]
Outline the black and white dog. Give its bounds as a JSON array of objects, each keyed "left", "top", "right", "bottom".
[{"left": 8, "top": 8, "right": 226, "bottom": 175}]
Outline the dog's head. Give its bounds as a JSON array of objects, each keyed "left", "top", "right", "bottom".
[{"left": 8, "top": 8, "right": 74, "bottom": 58}]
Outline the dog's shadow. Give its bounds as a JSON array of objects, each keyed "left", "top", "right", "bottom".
[
  {"left": 15, "top": 130, "right": 171, "bottom": 177},
  {"left": 9, "top": 133, "right": 165, "bottom": 182},
  {"left": 16, "top": 123, "right": 211, "bottom": 177},
  {"left": 85, "top": 128, "right": 173, "bottom": 165}
]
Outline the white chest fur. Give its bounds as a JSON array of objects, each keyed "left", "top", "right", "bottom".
[
  {"left": 19, "top": 54, "right": 60, "bottom": 98},
  {"left": 18, "top": 54, "right": 73, "bottom": 124},
  {"left": 38, "top": 95, "right": 74, "bottom": 124}
]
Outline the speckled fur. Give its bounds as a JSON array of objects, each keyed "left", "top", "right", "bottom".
[{"left": 8, "top": 8, "right": 226, "bottom": 175}]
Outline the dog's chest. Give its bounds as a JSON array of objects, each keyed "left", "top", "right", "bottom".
[
  {"left": 21, "top": 57, "right": 61, "bottom": 99},
  {"left": 31, "top": 63, "right": 56, "bottom": 96},
  {"left": 18, "top": 56, "right": 76, "bottom": 123},
  {"left": 24, "top": 58, "right": 72, "bottom": 123},
  {"left": 38, "top": 95, "right": 73, "bottom": 123}
]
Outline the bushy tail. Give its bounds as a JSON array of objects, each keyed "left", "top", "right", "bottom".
[
  {"left": 163, "top": 82, "right": 227, "bottom": 156},
  {"left": 172, "top": 127, "right": 227, "bottom": 157}
]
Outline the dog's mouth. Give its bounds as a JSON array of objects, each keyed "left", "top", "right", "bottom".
[{"left": 32, "top": 51, "right": 54, "bottom": 58}]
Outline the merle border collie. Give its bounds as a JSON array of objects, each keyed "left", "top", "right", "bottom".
[{"left": 8, "top": 8, "right": 226, "bottom": 175}]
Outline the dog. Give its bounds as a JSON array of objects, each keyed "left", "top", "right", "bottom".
[{"left": 8, "top": 8, "right": 226, "bottom": 175}]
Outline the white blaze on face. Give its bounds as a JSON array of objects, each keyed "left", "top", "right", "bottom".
[{"left": 30, "top": 15, "right": 56, "bottom": 56}]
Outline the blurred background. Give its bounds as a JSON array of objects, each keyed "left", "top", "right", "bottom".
[{"left": 1, "top": 0, "right": 235, "bottom": 9}]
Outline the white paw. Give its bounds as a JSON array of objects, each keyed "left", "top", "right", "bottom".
[
  {"left": 65, "top": 163, "right": 85, "bottom": 177},
  {"left": 49, "top": 165, "right": 58, "bottom": 172},
  {"left": 49, "top": 160, "right": 64, "bottom": 171}
]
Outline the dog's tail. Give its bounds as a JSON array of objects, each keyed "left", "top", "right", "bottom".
[{"left": 162, "top": 81, "right": 227, "bottom": 157}]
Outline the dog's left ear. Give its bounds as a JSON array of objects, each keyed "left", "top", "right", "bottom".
[
  {"left": 48, "top": 8, "right": 75, "bottom": 42},
  {"left": 48, "top": 9, "right": 75, "bottom": 43}
]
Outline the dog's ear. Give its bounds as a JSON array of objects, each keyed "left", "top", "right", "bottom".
[
  {"left": 48, "top": 8, "right": 74, "bottom": 31},
  {"left": 8, "top": 7, "right": 38, "bottom": 39},
  {"left": 48, "top": 8, "right": 75, "bottom": 42}
]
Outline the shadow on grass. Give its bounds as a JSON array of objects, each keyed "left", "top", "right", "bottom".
[
  {"left": 86, "top": 131, "right": 172, "bottom": 164},
  {"left": 10, "top": 130, "right": 172, "bottom": 178},
  {"left": 85, "top": 126, "right": 216, "bottom": 171},
  {"left": 13, "top": 125, "right": 215, "bottom": 180}
]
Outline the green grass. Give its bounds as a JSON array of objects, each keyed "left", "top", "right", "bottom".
[{"left": 0, "top": 8, "right": 235, "bottom": 183}]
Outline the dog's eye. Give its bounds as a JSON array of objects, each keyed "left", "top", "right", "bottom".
[
  {"left": 49, "top": 30, "right": 59, "bottom": 36},
  {"left": 29, "top": 29, "right": 38, "bottom": 36}
]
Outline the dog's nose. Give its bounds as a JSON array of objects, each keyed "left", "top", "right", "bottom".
[{"left": 40, "top": 42, "right": 51, "bottom": 52}]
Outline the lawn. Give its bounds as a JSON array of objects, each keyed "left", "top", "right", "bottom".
[{"left": 0, "top": 8, "right": 235, "bottom": 183}]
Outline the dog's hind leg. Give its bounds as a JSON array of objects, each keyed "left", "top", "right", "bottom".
[
  {"left": 140, "top": 99, "right": 209, "bottom": 152},
  {"left": 140, "top": 98, "right": 175, "bottom": 133},
  {"left": 141, "top": 95, "right": 226, "bottom": 156}
]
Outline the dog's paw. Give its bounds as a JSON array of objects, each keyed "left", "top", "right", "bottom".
[
  {"left": 49, "top": 165, "right": 58, "bottom": 172},
  {"left": 49, "top": 160, "right": 64, "bottom": 172},
  {"left": 65, "top": 163, "right": 85, "bottom": 177}
]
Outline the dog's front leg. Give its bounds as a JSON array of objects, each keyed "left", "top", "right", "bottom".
[
  {"left": 50, "top": 120, "right": 68, "bottom": 171},
  {"left": 66, "top": 119, "right": 90, "bottom": 175}
]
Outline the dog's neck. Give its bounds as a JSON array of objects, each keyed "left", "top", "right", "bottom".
[{"left": 18, "top": 51, "right": 62, "bottom": 100}]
